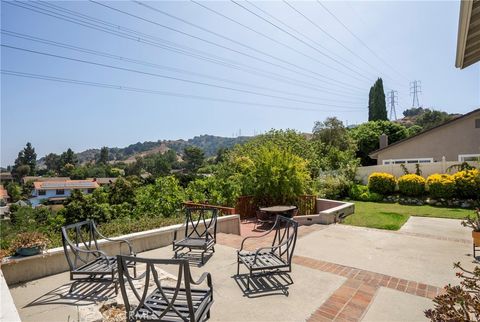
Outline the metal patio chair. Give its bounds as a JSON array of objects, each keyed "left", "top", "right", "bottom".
[
  {"left": 237, "top": 215, "right": 299, "bottom": 290},
  {"left": 173, "top": 206, "right": 218, "bottom": 264},
  {"left": 117, "top": 255, "right": 213, "bottom": 322},
  {"left": 61, "top": 219, "right": 136, "bottom": 293}
]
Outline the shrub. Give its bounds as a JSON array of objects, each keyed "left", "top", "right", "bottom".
[
  {"left": 134, "top": 176, "right": 185, "bottom": 217},
  {"left": 426, "top": 174, "right": 455, "bottom": 199},
  {"left": 316, "top": 172, "right": 352, "bottom": 199},
  {"left": 398, "top": 174, "right": 426, "bottom": 196},
  {"left": 349, "top": 184, "right": 369, "bottom": 200},
  {"left": 452, "top": 169, "right": 480, "bottom": 199},
  {"left": 368, "top": 172, "right": 396, "bottom": 194},
  {"left": 349, "top": 184, "right": 383, "bottom": 202}
]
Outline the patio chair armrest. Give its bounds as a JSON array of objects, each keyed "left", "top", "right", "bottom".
[
  {"left": 70, "top": 245, "right": 108, "bottom": 258},
  {"left": 238, "top": 229, "right": 274, "bottom": 252},
  {"left": 101, "top": 236, "right": 135, "bottom": 255},
  {"left": 190, "top": 272, "right": 212, "bottom": 287}
]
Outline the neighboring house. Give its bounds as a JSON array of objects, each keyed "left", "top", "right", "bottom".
[
  {"left": 369, "top": 108, "right": 480, "bottom": 165},
  {"left": 456, "top": 0, "right": 480, "bottom": 69},
  {"left": 22, "top": 176, "right": 70, "bottom": 185},
  {"left": 29, "top": 180, "right": 100, "bottom": 207},
  {"left": 0, "top": 172, "right": 13, "bottom": 184}
]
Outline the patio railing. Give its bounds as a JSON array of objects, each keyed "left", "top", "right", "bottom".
[{"left": 235, "top": 195, "right": 317, "bottom": 219}]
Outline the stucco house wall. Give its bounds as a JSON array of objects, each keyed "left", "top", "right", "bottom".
[{"left": 370, "top": 109, "right": 480, "bottom": 165}]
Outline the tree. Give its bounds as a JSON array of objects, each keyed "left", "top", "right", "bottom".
[
  {"left": 415, "top": 109, "right": 453, "bottom": 130},
  {"left": 98, "top": 147, "right": 109, "bottom": 165},
  {"left": 183, "top": 146, "right": 205, "bottom": 172},
  {"left": 12, "top": 143, "right": 37, "bottom": 177},
  {"left": 109, "top": 177, "right": 136, "bottom": 204},
  {"left": 368, "top": 78, "right": 387, "bottom": 121},
  {"left": 60, "top": 148, "right": 78, "bottom": 167},
  {"left": 313, "top": 117, "right": 355, "bottom": 151},
  {"left": 406, "top": 125, "right": 423, "bottom": 137},
  {"left": 5, "top": 182, "right": 22, "bottom": 202},
  {"left": 403, "top": 107, "right": 425, "bottom": 117},
  {"left": 350, "top": 120, "right": 408, "bottom": 165},
  {"left": 44, "top": 153, "right": 61, "bottom": 172}
]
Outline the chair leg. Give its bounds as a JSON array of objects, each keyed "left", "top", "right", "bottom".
[
  {"left": 247, "top": 271, "right": 251, "bottom": 290},
  {"left": 237, "top": 260, "right": 240, "bottom": 275}
]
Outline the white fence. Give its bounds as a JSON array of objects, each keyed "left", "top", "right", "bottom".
[{"left": 355, "top": 161, "right": 478, "bottom": 184}]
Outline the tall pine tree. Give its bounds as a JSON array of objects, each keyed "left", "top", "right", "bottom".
[{"left": 368, "top": 78, "right": 388, "bottom": 121}]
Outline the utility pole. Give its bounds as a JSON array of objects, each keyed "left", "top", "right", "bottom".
[
  {"left": 387, "top": 90, "right": 398, "bottom": 120},
  {"left": 410, "top": 80, "right": 422, "bottom": 108}
]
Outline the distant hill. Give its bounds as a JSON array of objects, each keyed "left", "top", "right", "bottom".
[{"left": 69, "top": 135, "right": 251, "bottom": 164}]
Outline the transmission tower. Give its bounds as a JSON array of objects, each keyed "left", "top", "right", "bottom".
[
  {"left": 387, "top": 90, "right": 398, "bottom": 120},
  {"left": 410, "top": 80, "right": 422, "bottom": 108}
]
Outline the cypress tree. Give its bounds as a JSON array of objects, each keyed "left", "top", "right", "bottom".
[{"left": 368, "top": 78, "right": 388, "bottom": 121}]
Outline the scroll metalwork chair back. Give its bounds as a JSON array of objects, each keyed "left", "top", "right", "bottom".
[
  {"left": 61, "top": 220, "right": 104, "bottom": 273},
  {"left": 269, "top": 216, "right": 299, "bottom": 268},
  {"left": 117, "top": 255, "right": 213, "bottom": 322},
  {"left": 173, "top": 207, "right": 219, "bottom": 264},
  {"left": 182, "top": 206, "right": 218, "bottom": 241}
]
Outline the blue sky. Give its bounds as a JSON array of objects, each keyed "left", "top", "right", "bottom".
[{"left": 1, "top": 0, "right": 479, "bottom": 166}]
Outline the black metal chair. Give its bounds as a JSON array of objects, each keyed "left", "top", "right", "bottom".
[
  {"left": 117, "top": 255, "right": 213, "bottom": 322},
  {"left": 61, "top": 220, "right": 136, "bottom": 294},
  {"left": 237, "top": 215, "right": 299, "bottom": 290},
  {"left": 173, "top": 207, "right": 218, "bottom": 264}
]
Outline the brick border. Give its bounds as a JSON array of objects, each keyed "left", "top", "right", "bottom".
[
  {"left": 294, "top": 256, "right": 444, "bottom": 299},
  {"left": 294, "top": 255, "right": 445, "bottom": 321}
]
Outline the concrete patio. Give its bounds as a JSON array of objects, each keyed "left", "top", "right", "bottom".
[{"left": 8, "top": 216, "right": 476, "bottom": 321}]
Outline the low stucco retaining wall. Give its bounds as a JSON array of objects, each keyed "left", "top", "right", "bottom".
[
  {"left": 0, "top": 214, "right": 241, "bottom": 285},
  {"left": 295, "top": 199, "right": 355, "bottom": 225}
]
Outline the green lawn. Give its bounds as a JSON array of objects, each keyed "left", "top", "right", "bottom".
[{"left": 343, "top": 201, "right": 473, "bottom": 231}]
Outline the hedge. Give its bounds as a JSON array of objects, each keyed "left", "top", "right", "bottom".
[
  {"left": 398, "top": 174, "right": 426, "bottom": 196},
  {"left": 368, "top": 172, "right": 396, "bottom": 194}
]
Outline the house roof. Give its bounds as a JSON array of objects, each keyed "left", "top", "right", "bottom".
[
  {"left": 23, "top": 176, "right": 70, "bottom": 184},
  {"left": 369, "top": 108, "right": 480, "bottom": 158},
  {"left": 456, "top": 0, "right": 480, "bottom": 69},
  {"left": 33, "top": 180, "right": 100, "bottom": 190}
]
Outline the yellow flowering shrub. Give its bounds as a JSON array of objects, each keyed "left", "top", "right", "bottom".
[
  {"left": 368, "top": 172, "right": 396, "bottom": 194},
  {"left": 398, "top": 174, "right": 426, "bottom": 196},
  {"left": 426, "top": 174, "right": 455, "bottom": 199},
  {"left": 452, "top": 169, "right": 480, "bottom": 199}
]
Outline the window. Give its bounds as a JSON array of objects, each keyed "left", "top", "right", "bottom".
[
  {"left": 56, "top": 189, "right": 64, "bottom": 195},
  {"left": 458, "top": 154, "right": 480, "bottom": 162},
  {"left": 38, "top": 190, "right": 46, "bottom": 196},
  {"left": 87, "top": 188, "right": 94, "bottom": 193},
  {"left": 475, "top": 119, "right": 480, "bottom": 128},
  {"left": 382, "top": 158, "right": 433, "bottom": 165}
]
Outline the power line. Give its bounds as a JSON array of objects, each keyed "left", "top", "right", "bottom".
[
  {"left": 7, "top": 2, "right": 365, "bottom": 98},
  {"left": 2, "top": 44, "right": 366, "bottom": 110},
  {"left": 283, "top": 0, "right": 406, "bottom": 87},
  {"left": 1, "top": 69, "right": 365, "bottom": 112},
  {"left": 316, "top": 0, "right": 411, "bottom": 83},
  {"left": 230, "top": 0, "right": 373, "bottom": 84},
  {"left": 90, "top": 0, "right": 368, "bottom": 90},
  {"left": 1, "top": 29, "right": 365, "bottom": 105},
  {"left": 138, "top": 0, "right": 373, "bottom": 86}
]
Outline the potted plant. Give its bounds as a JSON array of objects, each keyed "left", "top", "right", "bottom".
[
  {"left": 10, "top": 232, "right": 48, "bottom": 257},
  {"left": 461, "top": 208, "right": 480, "bottom": 249}
]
